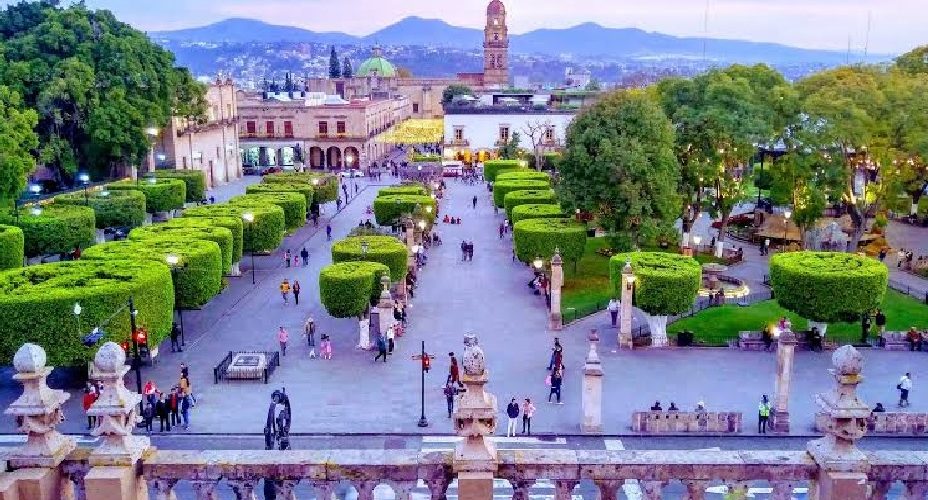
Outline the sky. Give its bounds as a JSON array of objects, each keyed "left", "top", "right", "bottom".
[{"left": 10, "top": 0, "right": 927, "bottom": 54}]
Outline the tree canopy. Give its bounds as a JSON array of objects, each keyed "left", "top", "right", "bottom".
[
  {"left": 0, "top": 85, "right": 38, "bottom": 207},
  {"left": 442, "top": 84, "right": 473, "bottom": 103}
]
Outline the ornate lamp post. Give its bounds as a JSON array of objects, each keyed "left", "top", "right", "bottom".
[
  {"left": 166, "top": 254, "right": 185, "bottom": 347},
  {"left": 78, "top": 173, "right": 91, "bottom": 205},
  {"left": 619, "top": 261, "right": 635, "bottom": 349}
]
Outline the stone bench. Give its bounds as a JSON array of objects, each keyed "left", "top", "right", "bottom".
[
  {"left": 815, "top": 412, "right": 928, "bottom": 435},
  {"left": 877, "top": 331, "right": 911, "bottom": 351},
  {"left": 731, "top": 331, "right": 836, "bottom": 351},
  {"left": 632, "top": 411, "right": 742, "bottom": 433}
]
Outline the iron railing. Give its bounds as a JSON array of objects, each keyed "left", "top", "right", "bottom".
[{"left": 213, "top": 350, "right": 281, "bottom": 384}]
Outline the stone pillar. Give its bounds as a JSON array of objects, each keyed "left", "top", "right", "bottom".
[
  {"left": 807, "top": 346, "right": 871, "bottom": 500},
  {"left": 618, "top": 261, "right": 635, "bottom": 349},
  {"left": 771, "top": 328, "right": 798, "bottom": 433},
  {"left": 581, "top": 329, "right": 603, "bottom": 434},
  {"left": 452, "top": 334, "right": 499, "bottom": 500},
  {"left": 549, "top": 250, "right": 563, "bottom": 331}
]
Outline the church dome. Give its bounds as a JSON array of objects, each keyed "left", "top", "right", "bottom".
[
  {"left": 356, "top": 46, "right": 397, "bottom": 78},
  {"left": 487, "top": 0, "right": 505, "bottom": 15}
]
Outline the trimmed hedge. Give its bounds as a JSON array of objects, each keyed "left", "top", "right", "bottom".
[
  {"left": 1, "top": 204, "right": 96, "bottom": 257},
  {"left": 331, "top": 236, "right": 408, "bottom": 281},
  {"left": 231, "top": 193, "right": 306, "bottom": 232},
  {"left": 769, "top": 251, "right": 888, "bottom": 323},
  {"left": 504, "top": 189, "right": 558, "bottom": 219},
  {"left": 0, "top": 225, "right": 24, "bottom": 270},
  {"left": 483, "top": 160, "right": 524, "bottom": 182},
  {"left": 319, "top": 261, "right": 390, "bottom": 318},
  {"left": 129, "top": 225, "right": 234, "bottom": 274},
  {"left": 246, "top": 182, "right": 314, "bottom": 209},
  {"left": 493, "top": 179, "right": 551, "bottom": 208},
  {"left": 153, "top": 170, "right": 206, "bottom": 202},
  {"left": 513, "top": 217, "right": 587, "bottom": 264},
  {"left": 264, "top": 172, "right": 339, "bottom": 203},
  {"left": 609, "top": 252, "right": 702, "bottom": 316},
  {"left": 377, "top": 185, "right": 428, "bottom": 197},
  {"left": 54, "top": 189, "right": 147, "bottom": 229},
  {"left": 0, "top": 260, "right": 174, "bottom": 366},
  {"left": 412, "top": 154, "right": 441, "bottom": 162},
  {"left": 183, "top": 204, "right": 284, "bottom": 253},
  {"left": 496, "top": 170, "right": 552, "bottom": 183},
  {"left": 511, "top": 204, "right": 565, "bottom": 224},
  {"left": 107, "top": 178, "right": 186, "bottom": 213},
  {"left": 372, "top": 195, "right": 437, "bottom": 227},
  {"left": 167, "top": 216, "right": 243, "bottom": 263},
  {"left": 83, "top": 239, "right": 223, "bottom": 309}
]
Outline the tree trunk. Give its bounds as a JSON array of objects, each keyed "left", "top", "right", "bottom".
[
  {"left": 647, "top": 315, "right": 669, "bottom": 347},
  {"left": 846, "top": 200, "right": 864, "bottom": 252},
  {"left": 715, "top": 213, "right": 729, "bottom": 258}
]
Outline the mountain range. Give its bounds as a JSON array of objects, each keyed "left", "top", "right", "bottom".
[{"left": 151, "top": 17, "right": 888, "bottom": 65}]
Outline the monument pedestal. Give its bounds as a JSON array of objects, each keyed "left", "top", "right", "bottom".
[{"left": 770, "top": 409, "right": 790, "bottom": 433}]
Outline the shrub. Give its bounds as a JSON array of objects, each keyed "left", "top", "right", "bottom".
[
  {"left": 264, "top": 172, "right": 338, "bottom": 203},
  {"left": 609, "top": 252, "right": 701, "bottom": 316},
  {"left": 504, "top": 189, "right": 558, "bottom": 219},
  {"left": 107, "top": 178, "right": 186, "bottom": 213},
  {"left": 377, "top": 185, "right": 428, "bottom": 197},
  {"left": 54, "top": 189, "right": 147, "bottom": 229},
  {"left": 372, "top": 195, "right": 437, "bottom": 227},
  {"left": 231, "top": 193, "right": 306, "bottom": 231},
  {"left": 411, "top": 154, "right": 441, "bottom": 162},
  {"left": 0, "top": 260, "right": 173, "bottom": 366},
  {"left": 493, "top": 179, "right": 550, "bottom": 208},
  {"left": 82, "top": 239, "right": 223, "bottom": 309},
  {"left": 246, "top": 182, "right": 314, "bottom": 208},
  {"left": 513, "top": 218, "right": 587, "bottom": 264},
  {"left": 319, "top": 261, "right": 390, "bottom": 318},
  {"left": 331, "top": 236, "right": 408, "bottom": 281},
  {"left": 769, "top": 251, "right": 888, "bottom": 323},
  {"left": 0, "top": 225, "right": 24, "bottom": 270},
  {"left": 496, "top": 170, "right": 552, "bottom": 183},
  {"left": 483, "top": 160, "right": 524, "bottom": 182},
  {"left": 129, "top": 225, "right": 234, "bottom": 274},
  {"left": 1, "top": 204, "right": 96, "bottom": 257},
  {"left": 153, "top": 170, "right": 207, "bottom": 202},
  {"left": 167, "top": 216, "right": 243, "bottom": 263},
  {"left": 511, "top": 204, "right": 564, "bottom": 224},
  {"left": 183, "top": 204, "right": 284, "bottom": 253}
]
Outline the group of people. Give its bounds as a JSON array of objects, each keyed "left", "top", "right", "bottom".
[
  {"left": 278, "top": 279, "right": 302, "bottom": 305},
  {"left": 905, "top": 327, "right": 928, "bottom": 351},
  {"left": 283, "top": 248, "right": 310, "bottom": 268},
  {"left": 443, "top": 214, "right": 463, "bottom": 224},
  {"left": 498, "top": 220, "right": 510, "bottom": 239},
  {"left": 459, "top": 240, "right": 475, "bottom": 261},
  {"left": 505, "top": 397, "right": 537, "bottom": 436},
  {"left": 546, "top": 338, "right": 565, "bottom": 404},
  {"left": 139, "top": 364, "right": 195, "bottom": 433},
  {"left": 650, "top": 400, "right": 707, "bottom": 413}
]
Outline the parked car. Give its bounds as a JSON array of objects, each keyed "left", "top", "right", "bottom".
[{"left": 338, "top": 169, "right": 364, "bottom": 178}]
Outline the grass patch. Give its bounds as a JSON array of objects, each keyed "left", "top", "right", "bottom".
[{"left": 668, "top": 289, "right": 928, "bottom": 346}]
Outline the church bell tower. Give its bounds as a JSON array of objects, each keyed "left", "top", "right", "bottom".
[{"left": 483, "top": 0, "right": 509, "bottom": 87}]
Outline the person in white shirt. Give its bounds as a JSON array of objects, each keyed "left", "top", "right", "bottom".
[
  {"left": 607, "top": 299, "right": 620, "bottom": 327},
  {"left": 898, "top": 373, "right": 913, "bottom": 407}
]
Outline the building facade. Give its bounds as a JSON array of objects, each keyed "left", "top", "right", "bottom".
[{"left": 153, "top": 78, "right": 242, "bottom": 189}]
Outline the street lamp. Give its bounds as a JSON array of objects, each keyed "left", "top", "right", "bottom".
[
  {"left": 77, "top": 172, "right": 90, "bottom": 205},
  {"left": 73, "top": 302, "right": 82, "bottom": 337},
  {"left": 144, "top": 127, "right": 160, "bottom": 182},
  {"left": 693, "top": 235, "right": 702, "bottom": 255},
  {"left": 626, "top": 274, "right": 637, "bottom": 291},
  {"left": 166, "top": 254, "right": 185, "bottom": 347},
  {"left": 533, "top": 257, "right": 544, "bottom": 271},
  {"left": 30, "top": 207, "right": 42, "bottom": 216},
  {"left": 128, "top": 297, "right": 143, "bottom": 397},
  {"left": 242, "top": 213, "right": 256, "bottom": 285},
  {"left": 361, "top": 241, "right": 369, "bottom": 256},
  {"left": 29, "top": 184, "right": 41, "bottom": 200},
  {"left": 783, "top": 210, "right": 792, "bottom": 246}
]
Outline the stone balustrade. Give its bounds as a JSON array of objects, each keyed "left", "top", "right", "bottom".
[
  {"left": 816, "top": 411, "right": 928, "bottom": 435},
  {"left": 632, "top": 411, "right": 743, "bottom": 433}
]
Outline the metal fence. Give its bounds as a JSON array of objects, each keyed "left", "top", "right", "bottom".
[
  {"left": 213, "top": 351, "right": 281, "bottom": 384},
  {"left": 888, "top": 278, "right": 928, "bottom": 304}
]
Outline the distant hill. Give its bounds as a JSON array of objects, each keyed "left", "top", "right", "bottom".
[{"left": 151, "top": 17, "right": 887, "bottom": 64}]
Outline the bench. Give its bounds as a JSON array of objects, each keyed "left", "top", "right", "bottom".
[
  {"left": 632, "top": 411, "right": 742, "bottom": 433},
  {"left": 731, "top": 331, "right": 836, "bottom": 351},
  {"left": 815, "top": 412, "right": 928, "bottom": 435},
  {"left": 877, "top": 331, "right": 909, "bottom": 351}
]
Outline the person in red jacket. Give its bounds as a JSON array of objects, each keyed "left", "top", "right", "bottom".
[{"left": 82, "top": 388, "right": 98, "bottom": 429}]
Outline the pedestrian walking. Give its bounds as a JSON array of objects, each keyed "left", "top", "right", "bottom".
[
  {"left": 499, "top": 223, "right": 504, "bottom": 239},
  {"left": 301, "top": 247, "right": 309, "bottom": 266},
  {"left": 178, "top": 374, "right": 191, "bottom": 401},
  {"left": 280, "top": 279, "right": 291, "bottom": 304},
  {"left": 467, "top": 241, "right": 474, "bottom": 261},
  {"left": 547, "top": 338, "right": 563, "bottom": 371},
  {"left": 448, "top": 352, "right": 463, "bottom": 388},
  {"left": 506, "top": 398, "right": 520, "bottom": 437},
  {"left": 293, "top": 280, "right": 301, "bottom": 305},
  {"left": 875, "top": 308, "right": 886, "bottom": 335},
  {"left": 374, "top": 333, "right": 388, "bottom": 362},
  {"left": 155, "top": 393, "right": 171, "bottom": 432},
  {"left": 336, "top": 198, "right": 342, "bottom": 210},
  {"left": 82, "top": 387, "right": 98, "bottom": 429},
  {"left": 142, "top": 403, "right": 154, "bottom": 434},
  {"left": 326, "top": 224, "right": 332, "bottom": 240},
  {"left": 169, "top": 388, "right": 180, "bottom": 428},
  {"left": 278, "top": 326, "right": 289, "bottom": 356},
  {"left": 355, "top": 183, "right": 359, "bottom": 194},
  {"left": 180, "top": 394, "right": 191, "bottom": 430},
  {"left": 321, "top": 334, "right": 333, "bottom": 360},
  {"left": 522, "top": 398, "right": 535, "bottom": 435},
  {"left": 861, "top": 312, "right": 872, "bottom": 344},
  {"left": 472, "top": 195, "right": 478, "bottom": 209},
  {"left": 304, "top": 315, "right": 316, "bottom": 347},
  {"left": 548, "top": 366, "right": 563, "bottom": 404},
  {"left": 444, "top": 381, "right": 458, "bottom": 418},
  {"left": 898, "top": 372, "right": 913, "bottom": 407},
  {"left": 180, "top": 362, "right": 189, "bottom": 379},
  {"left": 607, "top": 299, "right": 619, "bottom": 327},
  {"left": 460, "top": 240, "right": 467, "bottom": 262},
  {"left": 170, "top": 322, "right": 182, "bottom": 352},
  {"left": 387, "top": 324, "right": 396, "bottom": 354},
  {"left": 285, "top": 249, "right": 292, "bottom": 267},
  {"left": 758, "top": 395, "right": 770, "bottom": 434},
  {"left": 143, "top": 379, "right": 158, "bottom": 407}
]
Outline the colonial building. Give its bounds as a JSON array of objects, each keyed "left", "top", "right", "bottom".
[{"left": 152, "top": 78, "right": 242, "bottom": 188}]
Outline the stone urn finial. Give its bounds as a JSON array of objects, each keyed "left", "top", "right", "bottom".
[
  {"left": 462, "top": 333, "right": 485, "bottom": 377},
  {"left": 87, "top": 342, "right": 150, "bottom": 466},
  {"left": 453, "top": 334, "right": 499, "bottom": 473},
  {"left": 551, "top": 248, "right": 563, "bottom": 266},
  {"left": 13, "top": 343, "right": 47, "bottom": 374}
]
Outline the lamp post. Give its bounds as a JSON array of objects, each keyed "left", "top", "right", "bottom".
[
  {"left": 29, "top": 183, "right": 41, "bottom": 202},
  {"left": 411, "top": 341, "right": 433, "bottom": 428},
  {"left": 144, "top": 127, "right": 160, "bottom": 182},
  {"left": 128, "top": 296, "right": 143, "bottom": 397},
  {"left": 692, "top": 235, "right": 702, "bottom": 256},
  {"left": 242, "top": 212, "right": 256, "bottom": 284},
  {"left": 619, "top": 261, "right": 635, "bottom": 349},
  {"left": 361, "top": 240, "right": 369, "bottom": 257},
  {"left": 73, "top": 302, "right": 82, "bottom": 337},
  {"left": 78, "top": 173, "right": 90, "bottom": 205},
  {"left": 783, "top": 210, "right": 792, "bottom": 248},
  {"left": 166, "top": 254, "right": 185, "bottom": 347}
]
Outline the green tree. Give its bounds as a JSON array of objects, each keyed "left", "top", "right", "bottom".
[
  {"left": 329, "top": 46, "right": 341, "bottom": 78},
  {"left": 877, "top": 69, "right": 928, "bottom": 213},
  {"left": 560, "top": 89, "right": 680, "bottom": 245},
  {"left": 442, "top": 84, "right": 473, "bottom": 103},
  {"left": 342, "top": 57, "right": 353, "bottom": 78},
  {"left": 497, "top": 131, "right": 521, "bottom": 160},
  {"left": 895, "top": 45, "right": 928, "bottom": 75},
  {"left": 0, "top": 85, "right": 38, "bottom": 208},
  {"left": 584, "top": 78, "right": 601, "bottom": 91}
]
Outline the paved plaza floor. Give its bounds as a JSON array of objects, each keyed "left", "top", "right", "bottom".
[{"left": 0, "top": 176, "right": 926, "bottom": 438}]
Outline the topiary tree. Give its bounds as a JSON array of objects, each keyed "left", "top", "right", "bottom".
[
  {"left": 107, "top": 178, "right": 186, "bottom": 213},
  {"left": 372, "top": 195, "right": 437, "bottom": 227},
  {"left": 0, "top": 260, "right": 174, "bottom": 366},
  {"left": 609, "top": 252, "right": 701, "bottom": 346},
  {"left": 503, "top": 189, "right": 558, "bottom": 219},
  {"left": 511, "top": 204, "right": 564, "bottom": 224},
  {"left": 183, "top": 204, "right": 285, "bottom": 254},
  {"left": 769, "top": 251, "right": 888, "bottom": 335},
  {"left": 167, "top": 216, "right": 243, "bottom": 263},
  {"left": 0, "top": 225, "right": 24, "bottom": 270},
  {"left": 54, "top": 189, "right": 147, "bottom": 229},
  {"left": 319, "top": 261, "right": 390, "bottom": 318},
  {"left": 129, "top": 225, "right": 234, "bottom": 275},
  {"left": 153, "top": 170, "right": 207, "bottom": 202},
  {"left": 331, "top": 236, "right": 408, "bottom": 281},
  {"left": 1, "top": 204, "right": 96, "bottom": 257},
  {"left": 493, "top": 179, "right": 550, "bottom": 208},
  {"left": 83, "top": 238, "right": 223, "bottom": 309},
  {"left": 513, "top": 218, "right": 587, "bottom": 264},
  {"left": 377, "top": 185, "right": 428, "bottom": 197},
  {"left": 264, "top": 172, "right": 338, "bottom": 203},
  {"left": 496, "top": 170, "right": 552, "bottom": 183},
  {"left": 230, "top": 193, "right": 306, "bottom": 232},
  {"left": 483, "top": 160, "right": 524, "bottom": 182},
  {"left": 246, "top": 182, "right": 314, "bottom": 209}
]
